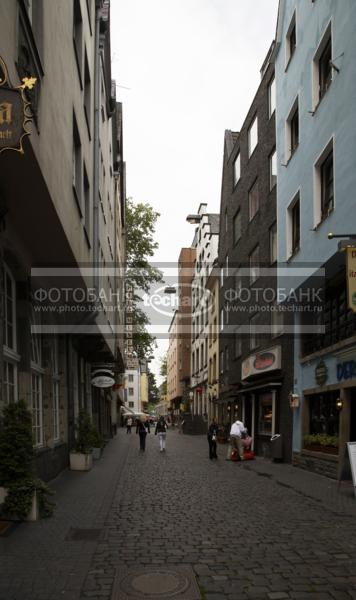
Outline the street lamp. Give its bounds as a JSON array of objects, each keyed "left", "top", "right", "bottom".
[{"left": 186, "top": 214, "right": 202, "bottom": 224}]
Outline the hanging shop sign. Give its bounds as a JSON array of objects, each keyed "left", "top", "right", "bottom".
[
  {"left": 315, "top": 359, "right": 328, "bottom": 386},
  {"left": 91, "top": 367, "right": 115, "bottom": 388},
  {"left": 0, "top": 56, "right": 36, "bottom": 154},
  {"left": 289, "top": 393, "right": 300, "bottom": 409},
  {"left": 346, "top": 247, "right": 356, "bottom": 313},
  {"left": 241, "top": 346, "right": 281, "bottom": 380}
]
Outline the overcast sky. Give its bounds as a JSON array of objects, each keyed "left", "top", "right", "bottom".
[{"left": 111, "top": 0, "right": 279, "bottom": 384}]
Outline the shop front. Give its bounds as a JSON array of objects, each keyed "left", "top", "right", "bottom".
[{"left": 294, "top": 351, "right": 356, "bottom": 479}]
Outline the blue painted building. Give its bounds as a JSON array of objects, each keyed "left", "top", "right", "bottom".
[{"left": 275, "top": 0, "right": 356, "bottom": 477}]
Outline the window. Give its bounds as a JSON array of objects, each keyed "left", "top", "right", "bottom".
[
  {"left": 83, "top": 165, "right": 90, "bottom": 245},
  {"left": 250, "top": 313, "right": 259, "bottom": 350},
  {"left": 213, "top": 317, "right": 217, "bottom": 341},
  {"left": 129, "top": 401, "right": 134, "bottom": 408},
  {"left": 213, "top": 354, "right": 217, "bottom": 380},
  {"left": 84, "top": 49, "right": 91, "bottom": 134},
  {"left": 249, "top": 245, "right": 260, "bottom": 284},
  {"left": 248, "top": 116, "right": 258, "bottom": 157},
  {"left": 320, "top": 149, "right": 334, "bottom": 220},
  {"left": 268, "top": 76, "right": 276, "bottom": 117},
  {"left": 233, "top": 153, "right": 241, "bottom": 185},
  {"left": 269, "top": 148, "right": 277, "bottom": 190},
  {"left": 234, "top": 327, "right": 242, "bottom": 358},
  {"left": 3, "top": 266, "right": 16, "bottom": 351},
  {"left": 270, "top": 222, "right": 277, "bottom": 264},
  {"left": 220, "top": 308, "right": 224, "bottom": 332},
  {"left": 286, "top": 12, "right": 296, "bottom": 67},
  {"left": 52, "top": 338, "right": 60, "bottom": 442},
  {"left": 314, "top": 140, "right": 334, "bottom": 225},
  {"left": 312, "top": 23, "right": 332, "bottom": 109},
  {"left": 32, "top": 372, "right": 43, "bottom": 447},
  {"left": 233, "top": 210, "right": 241, "bottom": 245},
  {"left": 258, "top": 393, "right": 273, "bottom": 435},
  {"left": 287, "top": 193, "right": 300, "bottom": 257},
  {"left": 128, "top": 387, "right": 134, "bottom": 396},
  {"left": 248, "top": 179, "right": 259, "bottom": 221},
  {"left": 73, "top": 113, "right": 82, "bottom": 214},
  {"left": 286, "top": 99, "right": 299, "bottom": 160},
  {"left": 73, "top": 0, "right": 83, "bottom": 83},
  {"left": 309, "top": 391, "right": 339, "bottom": 437},
  {"left": 4, "top": 361, "right": 16, "bottom": 404},
  {"left": 128, "top": 374, "right": 134, "bottom": 382}
]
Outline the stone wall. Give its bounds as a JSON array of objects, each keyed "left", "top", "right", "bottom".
[{"left": 293, "top": 451, "right": 338, "bottom": 480}]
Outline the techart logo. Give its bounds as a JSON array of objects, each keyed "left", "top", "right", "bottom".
[{"left": 142, "top": 284, "right": 213, "bottom": 318}]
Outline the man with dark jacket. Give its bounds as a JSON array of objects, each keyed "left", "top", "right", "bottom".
[{"left": 207, "top": 418, "right": 219, "bottom": 460}]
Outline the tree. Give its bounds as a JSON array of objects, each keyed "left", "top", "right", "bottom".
[
  {"left": 148, "top": 369, "right": 159, "bottom": 404},
  {"left": 159, "top": 353, "right": 167, "bottom": 396},
  {"left": 126, "top": 198, "right": 163, "bottom": 358}
]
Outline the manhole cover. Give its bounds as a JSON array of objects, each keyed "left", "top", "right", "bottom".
[
  {"left": 112, "top": 566, "right": 201, "bottom": 599},
  {"left": 65, "top": 528, "right": 102, "bottom": 541}
]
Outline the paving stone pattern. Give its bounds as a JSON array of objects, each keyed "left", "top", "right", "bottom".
[{"left": 1, "top": 430, "right": 356, "bottom": 600}]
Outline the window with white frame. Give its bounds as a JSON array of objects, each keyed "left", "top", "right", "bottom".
[
  {"left": 32, "top": 372, "right": 43, "bottom": 446},
  {"left": 285, "top": 11, "right": 296, "bottom": 67},
  {"left": 314, "top": 140, "right": 334, "bottom": 225},
  {"left": 287, "top": 192, "right": 300, "bottom": 258},
  {"left": 52, "top": 338, "right": 60, "bottom": 442},
  {"left": 249, "top": 245, "right": 260, "bottom": 284},
  {"left": 312, "top": 22, "right": 332, "bottom": 109},
  {"left": 249, "top": 179, "right": 259, "bottom": 221},
  {"left": 268, "top": 76, "right": 276, "bottom": 117},
  {"left": 270, "top": 222, "right": 277, "bottom": 264},
  {"left": 129, "top": 387, "right": 134, "bottom": 396},
  {"left": 269, "top": 148, "right": 277, "bottom": 190},
  {"left": 4, "top": 361, "right": 16, "bottom": 404},
  {"left": 30, "top": 309, "right": 43, "bottom": 447},
  {"left": 248, "top": 115, "right": 258, "bottom": 157},
  {"left": 286, "top": 97, "right": 299, "bottom": 161},
  {"left": 233, "top": 152, "right": 241, "bottom": 186},
  {"left": 271, "top": 305, "right": 284, "bottom": 337}
]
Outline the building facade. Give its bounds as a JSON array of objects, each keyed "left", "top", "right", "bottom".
[
  {"left": 0, "top": 0, "right": 125, "bottom": 480},
  {"left": 275, "top": 0, "right": 356, "bottom": 477},
  {"left": 190, "top": 204, "right": 219, "bottom": 418},
  {"left": 218, "top": 44, "right": 294, "bottom": 460}
]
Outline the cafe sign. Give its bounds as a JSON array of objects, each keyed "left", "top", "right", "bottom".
[
  {"left": 346, "top": 247, "right": 356, "bottom": 313},
  {"left": 0, "top": 55, "right": 36, "bottom": 155},
  {"left": 241, "top": 345, "right": 281, "bottom": 380}
]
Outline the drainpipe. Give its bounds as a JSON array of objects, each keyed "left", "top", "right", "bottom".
[{"left": 93, "top": 1, "right": 102, "bottom": 293}]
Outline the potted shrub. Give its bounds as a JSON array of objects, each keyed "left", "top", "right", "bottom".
[
  {"left": 89, "top": 427, "right": 104, "bottom": 460},
  {"left": 0, "top": 400, "right": 55, "bottom": 521},
  {"left": 303, "top": 433, "right": 339, "bottom": 455},
  {"left": 69, "top": 409, "right": 94, "bottom": 471}
]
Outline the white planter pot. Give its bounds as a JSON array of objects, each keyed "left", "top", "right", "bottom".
[
  {"left": 0, "top": 486, "right": 8, "bottom": 505},
  {"left": 25, "top": 491, "right": 39, "bottom": 522},
  {"left": 69, "top": 452, "right": 93, "bottom": 471},
  {"left": 92, "top": 447, "right": 102, "bottom": 460}
]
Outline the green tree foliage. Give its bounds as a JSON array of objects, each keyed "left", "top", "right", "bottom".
[
  {"left": 148, "top": 369, "right": 159, "bottom": 404},
  {"left": 126, "top": 198, "right": 163, "bottom": 358},
  {"left": 0, "top": 400, "right": 34, "bottom": 485},
  {"left": 159, "top": 353, "right": 168, "bottom": 396}
]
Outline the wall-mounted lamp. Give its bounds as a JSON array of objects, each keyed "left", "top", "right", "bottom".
[
  {"left": 336, "top": 398, "right": 343, "bottom": 410},
  {"left": 227, "top": 405, "right": 231, "bottom": 411}
]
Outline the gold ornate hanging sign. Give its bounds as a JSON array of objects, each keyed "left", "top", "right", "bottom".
[{"left": 0, "top": 55, "right": 36, "bottom": 155}]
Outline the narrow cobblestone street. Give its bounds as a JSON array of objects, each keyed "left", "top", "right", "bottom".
[{"left": 1, "top": 430, "right": 356, "bottom": 600}]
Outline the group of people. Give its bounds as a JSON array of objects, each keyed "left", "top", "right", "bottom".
[
  {"left": 126, "top": 416, "right": 169, "bottom": 453},
  {"left": 207, "top": 418, "right": 251, "bottom": 461},
  {"left": 125, "top": 415, "right": 251, "bottom": 460}
]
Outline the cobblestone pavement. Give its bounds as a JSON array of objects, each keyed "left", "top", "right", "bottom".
[{"left": 1, "top": 430, "right": 356, "bottom": 600}]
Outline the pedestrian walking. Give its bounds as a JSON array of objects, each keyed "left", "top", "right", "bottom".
[
  {"left": 207, "top": 418, "right": 219, "bottom": 459},
  {"left": 155, "top": 416, "right": 168, "bottom": 452},
  {"left": 229, "top": 419, "right": 247, "bottom": 461},
  {"left": 126, "top": 416, "right": 133, "bottom": 434},
  {"left": 136, "top": 418, "right": 148, "bottom": 452}
]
